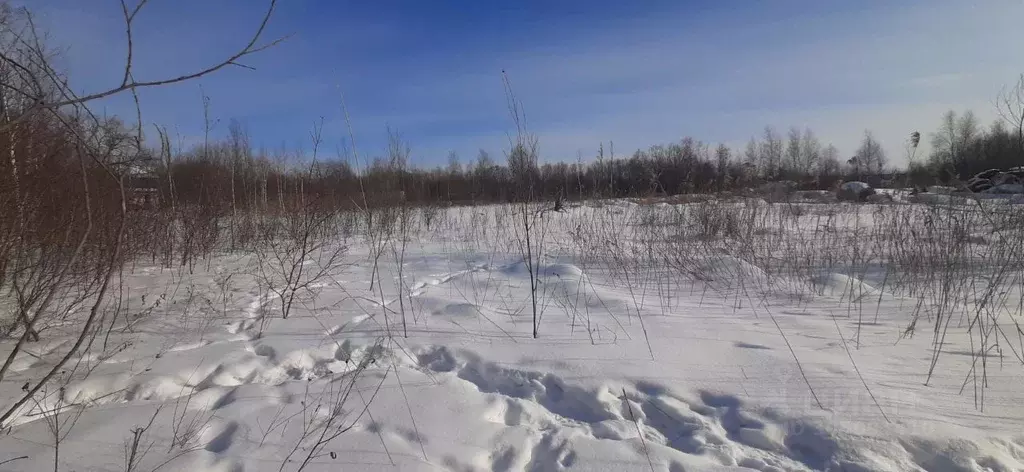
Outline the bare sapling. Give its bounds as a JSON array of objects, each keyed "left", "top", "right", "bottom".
[
  {"left": 254, "top": 122, "right": 347, "bottom": 331},
  {"left": 385, "top": 129, "right": 413, "bottom": 337},
  {"left": 501, "top": 70, "right": 548, "bottom": 338},
  {"left": 122, "top": 410, "right": 159, "bottom": 472},
  {"left": 30, "top": 373, "right": 86, "bottom": 472}
]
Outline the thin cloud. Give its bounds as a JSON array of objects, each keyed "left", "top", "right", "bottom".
[{"left": 24, "top": 0, "right": 1024, "bottom": 167}]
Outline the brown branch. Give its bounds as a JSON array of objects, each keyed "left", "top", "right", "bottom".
[
  {"left": 229, "top": 61, "right": 257, "bottom": 71},
  {"left": 1, "top": 0, "right": 287, "bottom": 132},
  {"left": 119, "top": 0, "right": 152, "bottom": 88},
  {"left": 52, "top": 0, "right": 285, "bottom": 107},
  {"left": 0, "top": 456, "right": 29, "bottom": 467}
]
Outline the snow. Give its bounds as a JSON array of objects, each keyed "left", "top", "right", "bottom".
[
  {"left": 809, "top": 273, "right": 879, "bottom": 300},
  {"left": 791, "top": 190, "right": 835, "bottom": 204},
  {"left": 927, "top": 186, "right": 958, "bottom": 195},
  {"left": 2, "top": 201, "right": 1023, "bottom": 471}
]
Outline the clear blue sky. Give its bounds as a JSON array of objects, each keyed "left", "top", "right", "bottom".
[{"left": 28, "top": 0, "right": 1024, "bottom": 167}]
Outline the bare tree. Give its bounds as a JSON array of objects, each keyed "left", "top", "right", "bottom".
[
  {"left": 228, "top": 119, "right": 250, "bottom": 247},
  {"left": 930, "top": 110, "right": 979, "bottom": 172},
  {"left": 956, "top": 110, "right": 980, "bottom": 165},
  {"left": 743, "top": 137, "right": 760, "bottom": 181},
  {"left": 819, "top": 144, "right": 841, "bottom": 178},
  {"left": 785, "top": 127, "right": 802, "bottom": 176},
  {"left": 855, "top": 130, "right": 886, "bottom": 175},
  {"left": 503, "top": 70, "right": 544, "bottom": 338},
  {"left": 445, "top": 150, "right": 460, "bottom": 200},
  {"left": 715, "top": 143, "right": 731, "bottom": 190},
  {"left": 799, "top": 128, "right": 821, "bottom": 176},
  {"left": 761, "top": 126, "right": 783, "bottom": 179},
  {"left": 930, "top": 110, "right": 959, "bottom": 168},
  {"left": 996, "top": 74, "right": 1024, "bottom": 152}
]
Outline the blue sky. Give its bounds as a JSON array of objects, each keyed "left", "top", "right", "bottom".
[{"left": 27, "top": 0, "right": 1024, "bottom": 167}]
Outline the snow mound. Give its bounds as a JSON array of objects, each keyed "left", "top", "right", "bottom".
[
  {"left": 500, "top": 261, "right": 585, "bottom": 279},
  {"left": 837, "top": 181, "right": 875, "bottom": 202},
  {"left": 409, "top": 345, "right": 1024, "bottom": 472},
  {"left": 541, "top": 263, "right": 585, "bottom": 278},
  {"left": 810, "top": 273, "right": 879, "bottom": 300},
  {"left": 434, "top": 302, "right": 481, "bottom": 318},
  {"left": 695, "top": 254, "right": 771, "bottom": 288}
]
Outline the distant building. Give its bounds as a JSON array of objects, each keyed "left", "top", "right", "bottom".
[{"left": 126, "top": 175, "right": 160, "bottom": 209}]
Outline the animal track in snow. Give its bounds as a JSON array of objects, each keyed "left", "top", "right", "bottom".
[
  {"left": 323, "top": 314, "right": 371, "bottom": 336},
  {"left": 414, "top": 345, "right": 814, "bottom": 471},
  {"left": 203, "top": 419, "right": 241, "bottom": 454},
  {"left": 35, "top": 333, "right": 390, "bottom": 431},
  {"left": 225, "top": 291, "right": 279, "bottom": 337},
  {"left": 409, "top": 265, "right": 490, "bottom": 297},
  {"left": 167, "top": 340, "right": 213, "bottom": 352}
]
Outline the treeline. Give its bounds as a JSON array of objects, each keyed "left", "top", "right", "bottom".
[
  {"left": 912, "top": 109, "right": 1024, "bottom": 183},
  {"left": 136, "top": 106, "right": 1023, "bottom": 210},
  {"left": 140, "top": 124, "right": 871, "bottom": 210},
  {"left": 6, "top": 103, "right": 1021, "bottom": 250}
]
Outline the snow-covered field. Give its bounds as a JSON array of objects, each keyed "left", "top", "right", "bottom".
[{"left": 2, "top": 199, "right": 1023, "bottom": 471}]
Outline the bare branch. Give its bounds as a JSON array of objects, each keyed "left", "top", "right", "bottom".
[
  {"left": 996, "top": 74, "right": 1024, "bottom": 150},
  {"left": 60, "top": 0, "right": 286, "bottom": 105},
  {"left": 119, "top": 0, "right": 151, "bottom": 88},
  {"left": 229, "top": 61, "right": 257, "bottom": 71},
  {"left": 1, "top": 0, "right": 286, "bottom": 131}
]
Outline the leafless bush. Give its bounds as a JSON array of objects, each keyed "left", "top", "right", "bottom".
[
  {"left": 562, "top": 193, "right": 1024, "bottom": 409},
  {"left": 278, "top": 337, "right": 389, "bottom": 472},
  {"left": 254, "top": 203, "right": 348, "bottom": 330}
]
